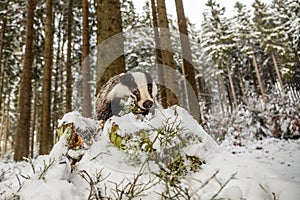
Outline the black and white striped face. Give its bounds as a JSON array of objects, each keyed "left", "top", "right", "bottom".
[{"left": 119, "top": 72, "right": 157, "bottom": 111}]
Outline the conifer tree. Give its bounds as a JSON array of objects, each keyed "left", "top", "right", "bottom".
[
  {"left": 14, "top": 0, "right": 36, "bottom": 161},
  {"left": 82, "top": 0, "right": 92, "bottom": 117},
  {"left": 201, "top": 0, "right": 238, "bottom": 109},
  {"left": 96, "top": 0, "right": 125, "bottom": 95},
  {"left": 251, "top": 0, "right": 268, "bottom": 102},
  {"left": 156, "top": 0, "right": 179, "bottom": 106},
  {"left": 271, "top": 0, "right": 300, "bottom": 84},
  {"left": 233, "top": 2, "right": 253, "bottom": 104},
  {"left": 150, "top": 0, "right": 166, "bottom": 107},
  {"left": 255, "top": 0, "right": 285, "bottom": 91},
  {"left": 66, "top": 0, "right": 73, "bottom": 113},
  {"left": 40, "top": 0, "right": 54, "bottom": 155},
  {"left": 175, "top": 0, "right": 201, "bottom": 121}
]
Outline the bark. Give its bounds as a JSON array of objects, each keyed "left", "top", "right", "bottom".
[
  {"left": 40, "top": 0, "right": 54, "bottom": 155},
  {"left": 197, "top": 75, "right": 211, "bottom": 111},
  {"left": 226, "top": 63, "right": 237, "bottom": 108},
  {"left": 252, "top": 54, "right": 268, "bottom": 103},
  {"left": 35, "top": 100, "right": 41, "bottom": 151},
  {"left": 217, "top": 75, "right": 225, "bottom": 117},
  {"left": 1, "top": 95, "right": 9, "bottom": 159},
  {"left": 249, "top": 60, "right": 258, "bottom": 94},
  {"left": 53, "top": 16, "right": 62, "bottom": 143},
  {"left": 14, "top": 0, "right": 36, "bottom": 161},
  {"left": 96, "top": 0, "right": 125, "bottom": 95},
  {"left": 0, "top": 94, "right": 5, "bottom": 157},
  {"left": 66, "top": 0, "right": 73, "bottom": 113},
  {"left": 60, "top": 25, "right": 66, "bottom": 114},
  {"left": 225, "top": 81, "right": 233, "bottom": 112},
  {"left": 156, "top": 0, "right": 179, "bottom": 106},
  {"left": 271, "top": 52, "right": 284, "bottom": 91},
  {"left": 0, "top": 16, "right": 7, "bottom": 112},
  {"left": 150, "top": 0, "right": 167, "bottom": 107},
  {"left": 82, "top": 0, "right": 92, "bottom": 117},
  {"left": 267, "top": 62, "right": 275, "bottom": 85},
  {"left": 30, "top": 81, "right": 37, "bottom": 157},
  {"left": 175, "top": 0, "right": 201, "bottom": 122},
  {"left": 238, "top": 72, "right": 248, "bottom": 105}
]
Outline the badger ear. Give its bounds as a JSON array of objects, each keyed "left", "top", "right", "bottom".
[{"left": 120, "top": 73, "right": 137, "bottom": 90}]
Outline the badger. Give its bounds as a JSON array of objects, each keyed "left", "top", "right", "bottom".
[{"left": 95, "top": 71, "right": 158, "bottom": 121}]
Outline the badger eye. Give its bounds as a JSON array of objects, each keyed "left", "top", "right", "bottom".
[{"left": 132, "top": 89, "right": 139, "bottom": 96}]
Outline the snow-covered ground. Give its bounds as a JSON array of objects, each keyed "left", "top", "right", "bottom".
[
  {"left": 1, "top": 107, "right": 299, "bottom": 199},
  {"left": 221, "top": 137, "right": 300, "bottom": 185}
]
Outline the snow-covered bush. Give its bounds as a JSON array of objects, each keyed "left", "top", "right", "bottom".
[
  {"left": 207, "top": 93, "right": 300, "bottom": 145},
  {"left": 2, "top": 105, "right": 300, "bottom": 199}
]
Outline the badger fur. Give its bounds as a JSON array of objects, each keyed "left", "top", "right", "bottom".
[{"left": 95, "top": 72, "right": 158, "bottom": 121}]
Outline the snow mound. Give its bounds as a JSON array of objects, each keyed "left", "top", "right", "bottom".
[{"left": 1, "top": 106, "right": 299, "bottom": 199}]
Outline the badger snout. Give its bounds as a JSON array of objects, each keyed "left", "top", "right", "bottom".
[{"left": 142, "top": 100, "right": 154, "bottom": 110}]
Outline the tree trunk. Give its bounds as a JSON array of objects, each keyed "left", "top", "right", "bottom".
[
  {"left": 30, "top": 80, "right": 38, "bottom": 157},
  {"left": 252, "top": 54, "right": 268, "bottom": 103},
  {"left": 53, "top": 16, "right": 63, "bottom": 143},
  {"left": 35, "top": 99, "right": 41, "bottom": 151},
  {"left": 197, "top": 75, "right": 211, "bottom": 111},
  {"left": 150, "top": 0, "right": 167, "bottom": 107},
  {"left": 226, "top": 63, "right": 237, "bottom": 108},
  {"left": 267, "top": 62, "right": 275, "bottom": 85},
  {"left": 249, "top": 60, "right": 258, "bottom": 94},
  {"left": 82, "top": 0, "right": 92, "bottom": 117},
  {"left": 271, "top": 52, "right": 284, "bottom": 92},
  {"left": 238, "top": 72, "right": 248, "bottom": 105},
  {"left": 96, "top": 0, "right": 125, "bottom": 95},
  {"left": 217, "top": 75, "right": 225, "bottom": 117},
  {"left": 1, "top": 94, "right": 9, "bottom": 159},
  {"left": 60, "top": 26, "right": 66, "bottom": 115},
  {"left": 0, "top": 15, "right": 7, "bottom": 113},
  {"left": 14, "top": 0, "right": 36, "bottom": 161},
  {"left": 225, "top": 80, "right": 233, "bottom": 112},
  {"left": 40, "top": 0, "right": 54, "bottom": 155},
  {"left": 66, "top": 0, "right": 73, "bottom": 113},
  {"left": 175, "top": 0, "right": 201, "bottom": 122},
  {"left": 0, "top": 93, "right": 5, "bottom": 157},
  {"left": 156, "top": 0, "right": 179, "bottom": 106}
]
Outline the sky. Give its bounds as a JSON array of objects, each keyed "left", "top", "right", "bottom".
[{"left": 132, "top": 0, "right": 273, "bottom": 28}]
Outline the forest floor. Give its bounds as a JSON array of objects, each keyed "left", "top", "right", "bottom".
[
  {"left": 1, "top": 107, "right": 300, "bottom": 199},
  {"left": 221, "top": 137, "right": 300, "bottom": 184}
]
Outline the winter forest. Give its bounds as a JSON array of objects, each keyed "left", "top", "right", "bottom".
[{"left": 0, "top": 0, "right": 300, "bottom": 199}]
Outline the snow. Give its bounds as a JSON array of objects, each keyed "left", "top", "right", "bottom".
[
  {"left": 1, "top": 106, "right": 300, "bottom": 199},
  {"left": 221, "top": 137, "right": 300, "bottom": 184}
]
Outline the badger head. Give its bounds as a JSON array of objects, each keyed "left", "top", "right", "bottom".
[{"left": 108, "top": 72, "right": 157, "bottom": 114}]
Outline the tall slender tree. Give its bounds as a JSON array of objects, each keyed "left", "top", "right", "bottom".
[
  {"left": 66, "top": 0, "right": 73, "bottom": 113},
  {"left": 96, "top": 0, "right": 125, "bottom": 95},
  {"left": 175, "top": 0, "right": 201, "bottom": 121},
  {"left": 252, "top": 0, "right": 269, "bottom": 102},
  {"left": 150, "top": 0, "right": 167, "bottom": 107},
  {"left": 14, "top": 0, "right": 36, "bottom": 161},
  {"left": 156, "top": 0, "right": 179, "bottom": 106},
  {"left": 40, "top": 0, "right": 54, "bottom": 155},
  {"left": 201, "top": 0, "right": 238, "bottom": 111},
  {"left": 0, "top": 14, "right": 6, "bottom": 112},
  {"left": 233, "top": 2, "right": 253, "bottom": 104},
  {"left": 82, "top": 0, "right": 92, "bottom": 117}
]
